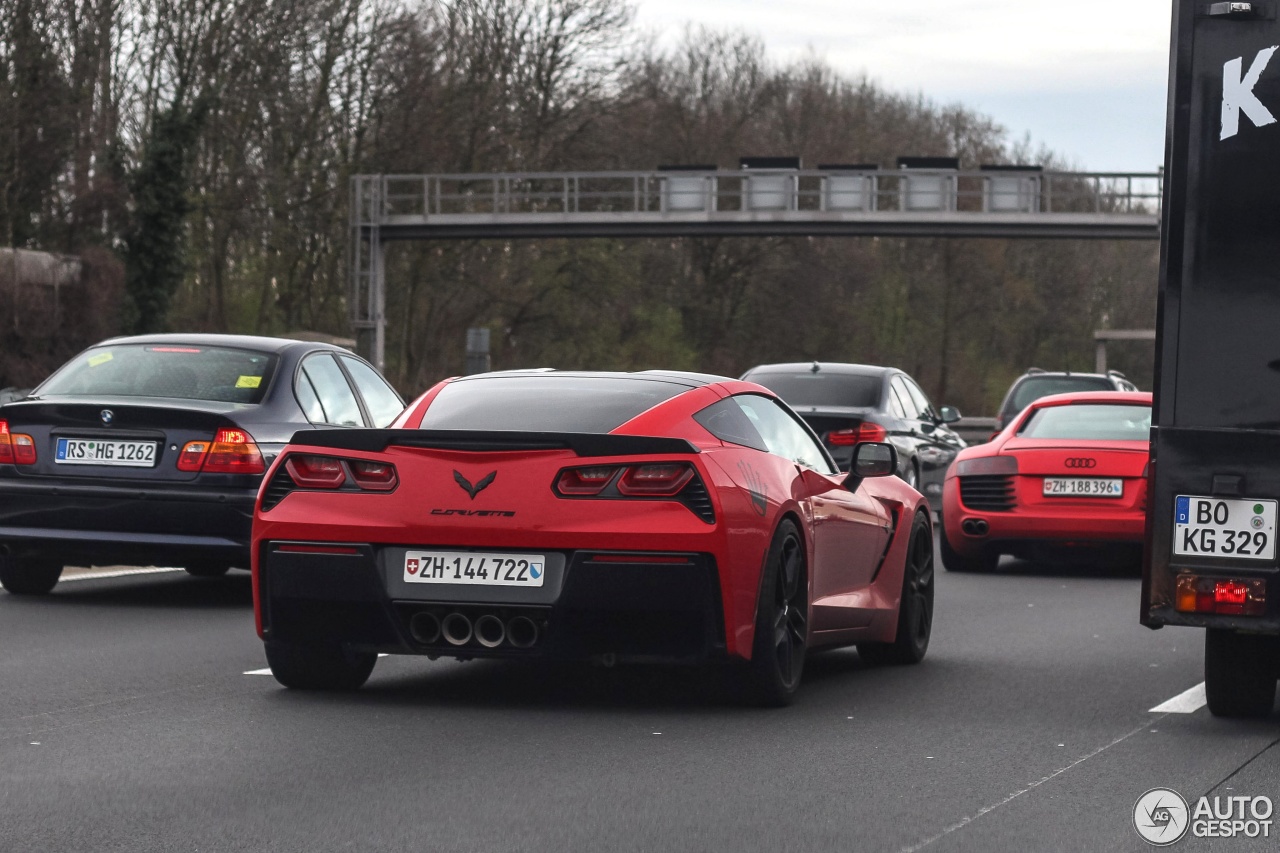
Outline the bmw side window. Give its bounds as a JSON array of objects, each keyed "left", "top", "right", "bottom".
[
  {"left": 300, "top": 355, "right": 364, "bottom": 427},
  {"left": 904, "top": 378, "right": 936, "bottom": 421},
  {"left": 295, "top": 371, "right": 326, "bottom": 424},
  {"left": 339, "top": 356, "right": 404, "bottom": 428},
  {"left": 891, "top": 378, "right": 922, "bottom": 420},
  {"left": 888, "top": 383, "right": 909, "bottom": 419}
]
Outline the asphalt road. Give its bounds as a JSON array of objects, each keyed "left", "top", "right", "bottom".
[{"left": 1, "top": 546, "right": 1277, "bottom": 853}]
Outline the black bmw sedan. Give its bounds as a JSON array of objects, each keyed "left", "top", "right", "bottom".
[
  {"left": 740, "top": 362, "right": 966, "bottom": 508},
  {"left": 0, "top": 334, "right": 404, "bottom": 594}
]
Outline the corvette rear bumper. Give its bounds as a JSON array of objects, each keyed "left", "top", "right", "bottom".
[{"left": 256, "top": 542, "right": 728, "bottom": 663}]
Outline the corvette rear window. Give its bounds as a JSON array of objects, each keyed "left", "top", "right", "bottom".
[
  {"left": 744, "top": 372, "right": 882, "bottom": 408},
  {"left": 1018, "top": 404, "right": 1151, "bottom": 441},
  {"left": 37, "top": 344, "right": 277, "bottom": 405},
  {"left": 418, "top": 376, "right": 688, "bottom": 433}
]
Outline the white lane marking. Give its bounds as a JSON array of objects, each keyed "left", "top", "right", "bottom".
[
  {"left": 244, "top": 668, "right": 273, "bottom": 676},
  {"left": 60, "top": 567, "right": 186, "bottom": 583},
  {"left": 894, "top": 719, "right": 1156, "bottom": 853},
  {"left": 1149, "top": 682, "right": 1207, "bottom": 714}
]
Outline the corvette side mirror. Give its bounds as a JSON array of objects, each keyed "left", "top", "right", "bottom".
[{"left": 853, "top": 442, "right": 897, "bottom": 479}]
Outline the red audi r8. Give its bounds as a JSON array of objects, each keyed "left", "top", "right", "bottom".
[
  {"left": 252, "top": 371, "right": 935, "bottom": 704},
  {"left": 940, "top": 391, "right": 1152, "bottom": 572}
]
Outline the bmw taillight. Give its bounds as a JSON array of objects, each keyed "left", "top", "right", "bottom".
[
  {"left": 0, "top": 420, "right": 36, "bottom": 465},
  {"left": 829, "top": 422, "right": 888, "bottom": 446},
  {"left": 178, "top": 427, "right": 264, "bottom": 474},
  {"left": 617, "top": 463, "right": 695, "bottom": 496}
]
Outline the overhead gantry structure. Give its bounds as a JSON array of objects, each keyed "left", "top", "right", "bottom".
[{"left": 350, "top": 164, "right": 1162, "bottom": 368}]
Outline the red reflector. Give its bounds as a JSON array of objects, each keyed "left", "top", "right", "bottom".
[
  {"left": 276, "top": 544, "right": 361, "bottom": 555},
  {"left": 586, "top": 554, "right": 693, "bottom": 565},
  {"left": 285, "top": 455, "right": 347, "bottom": 489},
  {"left": 556, "top": 466, "right": 620, "bottom": 496},
  {"left": 349, "top": 460, "right": 398, "bottom": 492},
  {"left": 203, "top": 427, "right": 265, "bottom": 474},
  {"left": 617, "top": 463, "right": 695, "bottom": 496}
]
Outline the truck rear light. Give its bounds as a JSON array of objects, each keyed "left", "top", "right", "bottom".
[
  {"left": 617, "top": 462, "right": 695, "bottom": 496},
  {"left": 1175, "top": 574, "right": 1266, "bottom": 617},
  {"left": 829, "top": 422, "right": 888, "bottom": 446},
  {"left": 0, "top": 421, "right": 35, "bottom": 465},
  {"left": 349, "top": 460, "right": 398, "bottom": 491},
  {"left": 555, "top": 466, "right": 620, "bottom": 496},
  {"left": 202, "top": 427, "right": 265, "bottom": 474},
  {"left": 285, "top": 455, "right": 348, "bottom": 489}
]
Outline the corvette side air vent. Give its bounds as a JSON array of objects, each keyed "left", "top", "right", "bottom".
[
  {"left": 679, "top": 477, "right": 716, "bottom": 524},
  {"left": 959, "top": 474, "right": 1016, "bottom": 512},
  {"left": 260, "top": 466, "right": 297, "bottom": 512}
]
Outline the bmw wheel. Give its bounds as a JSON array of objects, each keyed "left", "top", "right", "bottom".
[
  {"left": 742, "top": 519, "right": 808, "bottom": 706},
  {"left": 859, "top": 512, "right": 934, "bottom": 665},
  {"left": 0, "top": 556, "right": 63, "bottom": 595}
]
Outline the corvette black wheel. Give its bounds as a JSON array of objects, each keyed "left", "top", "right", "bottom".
[
  {"left": 742, "top": 519, "right": 808, "bottom": 706},
  {"left": 859, "top": 512, "right": 934, "bottom": 665},
  {"left": 0, "top": 556, "right": 63, "bottom": 595},
  {"left": 264, "top": 641, "right": 377, "bottom": 691}
]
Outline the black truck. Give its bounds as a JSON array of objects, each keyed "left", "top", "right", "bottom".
[{"left": 1143, "top": 0, "right": 1280, "bottom": 717}]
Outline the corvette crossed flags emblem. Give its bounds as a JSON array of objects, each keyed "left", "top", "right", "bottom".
[{"left": 453, "top": 470, "right": 497, "bottom": 500}]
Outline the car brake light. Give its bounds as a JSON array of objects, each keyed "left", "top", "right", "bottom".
[
  {"left": 829, "top": 422, "right": 888, "bottom": 446},
  {"left": 177, "top": 441, "right": 211, "bottom": 472},
  {"left": 556, "top": 466, "right": 620, "bottom": 496},
  {"left": 199, "top": 427, "right": 265, "bottom": 474},
  {"left": 349, "top": 460, "right": 398, "bottom": 492},
  {"left": 1175, "top": 574, "right": 1266, "bottom": 617},
  {"left": 0, "top": 421, "right": 36, "bottom": 465},
  {"left": 285, "top": 455, "right": 348, "bottom": 489},
  {"left": 617, "top": 463, "right": 695, "bottom": 496}
]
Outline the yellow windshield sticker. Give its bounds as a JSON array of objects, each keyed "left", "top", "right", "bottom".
[
  {"left": 87, "top": 352, "right": 113, "bottom": 367},
  {"left": 235, "top": 375, "right": 262, "bottom": 389}
]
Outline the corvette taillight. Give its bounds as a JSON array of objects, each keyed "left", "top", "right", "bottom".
[
  {"left": 617, "top": 463, "right": 695, "bottom": 496},
  {"left": 286, "top": 454, "right": 347, "bottom": 489},
  {"left": 0, "top": 420, "right": 36, "bottom": 465},
  {"left": 829, "top": 422, "right": 887, "bottom": 446},
  {"left": 350, "top": 460, "right": 398, "bottom": 492},
  {"left": 556, "top": 465, "right": 621, "bottom": 496}
]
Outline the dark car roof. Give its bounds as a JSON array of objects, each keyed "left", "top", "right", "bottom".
[
  {"left": 741, "top": 362, "right": 893, "bottom": 378},
  {"left": 93, "top": 333, "right": 349, "bottom": 355}
]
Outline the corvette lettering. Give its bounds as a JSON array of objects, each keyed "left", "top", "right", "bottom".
[{"left": 431, "top": 508, "right": 516, "bottom": 518}]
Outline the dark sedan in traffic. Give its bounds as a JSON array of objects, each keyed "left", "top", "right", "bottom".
[
  {"left": 740, "top": 362, "right": 966, "bottom": 507},
  {"left": 0, "top": 334, "right": 403, "bottom": 594}
]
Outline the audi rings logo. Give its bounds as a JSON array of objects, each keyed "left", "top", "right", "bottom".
[{"left": 1064, "top": 457, "right": 1097, "bottom": 469}]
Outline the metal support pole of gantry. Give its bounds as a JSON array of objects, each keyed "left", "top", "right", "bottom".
[{"left": 350, "top": 176, "right": 388, "bottom": 371}]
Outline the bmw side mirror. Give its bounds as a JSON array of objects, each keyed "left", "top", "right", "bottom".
[
  {"left": 853, "top": 442, "right": 897, "bottom": 479},
  {"left": 938, "top": 406, "right": 962, "bottom": 424}
]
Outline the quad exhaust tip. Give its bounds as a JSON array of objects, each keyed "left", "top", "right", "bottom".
[
  {"left": 961, "top": 518, "right": 990, "bottom": 536},
  {"left": 506, "top": 615, "right": 539, "bottom": 649},
  {"left": 409, "top": 612, "right": 442, "bottom": 645},
  {"left": 474, "top": 614, "right": 507, "bottom": 648},
  {"left": 442, "top": 612, "right": 473, "bottom": 646}
]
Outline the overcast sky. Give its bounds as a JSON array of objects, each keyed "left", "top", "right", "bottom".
[{"left": 632, "top": 0, "right": 1171, "bottom": 173}]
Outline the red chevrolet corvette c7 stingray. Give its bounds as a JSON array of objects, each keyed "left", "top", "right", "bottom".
[{"left": 251, "top": 370, "right": 935, "bottom": 704}]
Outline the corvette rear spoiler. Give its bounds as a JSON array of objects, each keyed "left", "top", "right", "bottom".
[{"left": 288, "top": 429, "right": 699, "bottom": 457}]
